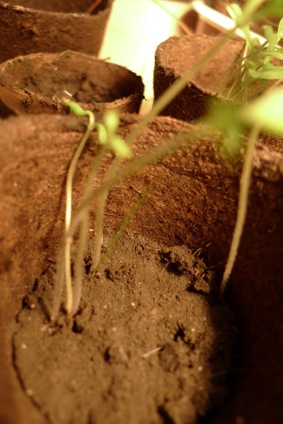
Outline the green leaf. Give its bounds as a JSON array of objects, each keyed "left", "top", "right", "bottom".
[
  {"left": 255, "top": 1, "right": 283, "bottom": 19},
  {"left": 248, "top": 66, "right": 283, "bottom": 79},
  {"left": 206, "top": 101, "right": 243, "bottom": 155},
  {"left": 109, "top": 135, "right": 132, "bottom": 159},
  {"left": 277, "top": 17, "right": 283, "bottom": 42},
  {"left": 65, "top": 101, "right": 86, "bottom": 116},
  {"left": 263, "top": 51, "right": 283, "bottom": 61},
  {"left": 207, "top": 101, "right": 238, "bottom": 129},
  {"left": 104, "top": 109, "right": 120, "bottom": 134},
  {"left": 241, "top": 0, "right": 266, "bottom": 22},
  {"left": 228, "top": 3, "right": 254, "bottom": 49},
  {"left": 96, "top": 123, "right": 108, "bottom": 145},
  {"left": 64, "top": 101, "right": 95, "bottom": 131},
  {"left": 263, "top": 24, "right": 277, "bottom": 50},
  {"left": 242, "top": 88, "right": 283, "bottom": 133}
]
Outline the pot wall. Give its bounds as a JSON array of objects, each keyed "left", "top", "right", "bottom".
[
  {"left": 0, "top": 51, "right": 144, "bottom": 116},
  {"left": 0, "top": 114, "right": 283, "bottom": 423},
  {"left": 0, "top": 1, "right": 112, "bottom": 63}
]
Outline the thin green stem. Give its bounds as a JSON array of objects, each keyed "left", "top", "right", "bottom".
[
  {"left": 220, "top": 126, "right": 260, "bottom": 293},
  {"left": 71, "top": 147, "right": 106, "bottom": 316},
  {"left": 58, "top": 0, "right": 265, "bottom": 313},
  {"left": 66, "top": 126, "right": 207, "bottom": 244},
  {"left": 151, "top": 0, "right": 192, "bottom": 36},
  {"left": 62, "top": 32, "right": 233, "bottom": 310},
  {"left": 64, "top": 234, "right": 73, "bottom": 316},
  {"left": 52, "top": 103, "right": 95, "bottom": 320},
  {"left": 65, "top": 111, "right": 95, "bottom": 232},
  {"left": 93, "top": 186, "right": 152, "bottom": 276},
  {"left": 91, "top": 190, "right": 108, "bottom": 272},
  {"left": 65, "top": 116, "right": 95, "bottom": 316},
  {"left": 241, "top": 0, "right": 266, "bottom": 22},
  {"left": 90, "top": 156, "right": 121, "bottom": 270},
  {"left": 72, "top": 213, "right": 89, "bottom": 315},
  {"left": 50, "top": 239, "right": 65, "bottom": 323}
]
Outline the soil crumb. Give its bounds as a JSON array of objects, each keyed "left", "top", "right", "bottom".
[{"left": 13, "top": 234, "right": 235, "bottom": 424}]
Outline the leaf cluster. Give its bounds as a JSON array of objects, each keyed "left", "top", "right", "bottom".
[{"left": 227, "top": 4, "right": 283, "bottom": 102}]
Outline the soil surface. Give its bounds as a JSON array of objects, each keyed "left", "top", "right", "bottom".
[
  {"left": 13, "top": 234, "right": 235, "bottom": 424},
  {"left": 0, "top": 52, "right": 144, "bottom": 115},
  {"left": 2, "top": 53, "right": 128, "bottom": 103},
  {"left": 21, "top": 70, "right": 119, "bottom": 104}
]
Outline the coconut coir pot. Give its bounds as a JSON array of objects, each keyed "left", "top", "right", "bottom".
[
  {"left": 154, "top": 34, "right": 281, "bottom": 123},
  {"left": 0, "top": 114, "right": 283, "bottom": 423},
  {"left": 153, "top": 34, "right": 243, "bottom": 122},
  {"left": 0, "top": 51, "right": 144, "bottom": 116},
  {"left": 0, "top": 1, "right": 113, "bottom": 63},
  {"left": 153, "top": 32, "right": 283, "bottom": 423}
]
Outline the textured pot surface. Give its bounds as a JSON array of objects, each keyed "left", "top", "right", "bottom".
[
  {"left": 154, "top": 35, "right": 243, "bottom": 122},
  {"left": 0, "top": 51, "right": 144, "bottom": 115},
  {"left": 154, "top": 34, "right": 279, "bottom": 123},
  {"left": 0, "top": 114, "right": 283, "bottom": 423},
  {"left": 0, "top": 1, "right": 113, "bottom": 63}
]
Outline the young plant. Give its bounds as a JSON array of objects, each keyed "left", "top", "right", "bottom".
[
  {"left": 210, "top": 6, "right": 283, "bottom": 292},
  {"left": 50, "top": 104, "right": 132, "bottom": 322},
  {"left": 50, "top": 0, "right": 283, "bottom": 322},
  {"left": 90, "top": 110, "right": 132, "bottom": 272},
  {"left": 226, "top": 4, "right": 283, "bottom": 102},
  {"left": 124, "top": 0, "right": 283, "bottom": 293},
  {"left": 72, "top": 109, "right": 132, "bottom": 315},
  {"left": 51, "top": 102, "right": 95, "bottom": 322},
  {"left": 216, "top": 86, "right": 283, "bottom": 293}
]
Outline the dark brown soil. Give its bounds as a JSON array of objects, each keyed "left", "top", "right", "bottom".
[
  {"left": 13, "top": 234, "right": 235, "bottom": 424},
  {"left": 0, "top": 52, "right": 144, "bottom": 115},
  {"left": 1, "top": 114, "right": 283, "bottom": 424},
  {"left": 21, "top": 66, "right": 122, "bottom": 104}
]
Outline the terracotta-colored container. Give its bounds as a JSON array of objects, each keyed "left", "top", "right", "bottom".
[
  {"left": 0, "top": 113, "right": 283, "bottom": 423},
  {"left": 0, "top": 1, "right": 113, "bottom": 63},
  {"left": 154, "top": 34, "right": 243, "bottom": 122},
  {"left": 154, "top": 34, "right": 280, "bottom": 123},
  {"left": 0, "top": 51, "right": 144, "bottom": 115}
]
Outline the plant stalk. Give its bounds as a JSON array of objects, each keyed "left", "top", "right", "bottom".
[
  {"left": 91, "top": 190, "right": 108, "bottom": 272},
  {"left": 220, "top": 126, "right": 259, "bottom": 293},
  {"left": 52, "top": 106, "right": 95, "bottom": 320}
]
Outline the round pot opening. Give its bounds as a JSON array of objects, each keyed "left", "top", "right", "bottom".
[{"left": 0, "top": 51, "right": 144, "bottom": 115}]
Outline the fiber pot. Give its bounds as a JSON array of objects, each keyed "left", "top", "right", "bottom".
[
  {"left": 0, "top": 51, "right": 144, "bottom": 115},
  {"left": 154, "top": 34, "right": 280, "bottom": 123},
  {"left": 0, "top": 113, "right": 282, "bottom": 423},
  {"left": 0, "top": 1, "right": 113, "bottom": 63},
  {"left": 154, "top": 34, "right": 243, "bottom": 122}
]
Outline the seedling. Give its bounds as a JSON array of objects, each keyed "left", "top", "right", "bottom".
[
  {"left": 51, "top": 102, "right": 95, "bottom": 322},
  {"left": 50, "top": 103, "right": 132, "bottom": 322},
  {"left": 127, "top": 0, "right": 283, "bottom": 293},
  {"left": 50, "top": 0, "right": 283, "bottom": 322},
  {"left": 209, "top": 7, "right": 283, "bottom": 292},
  {"left": 225, "top": 5, "right": 283, "bottom": 102}
]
